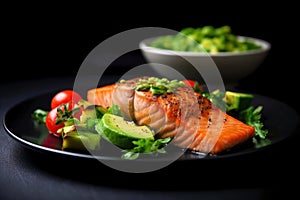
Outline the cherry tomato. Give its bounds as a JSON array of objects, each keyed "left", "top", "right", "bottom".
[
  {"left": 46, "top": 90, "right": 83, "bottom": 137},
  {"left": 45, "top": 105, "right": 66, "bottom": 136},
  {"left": 183, "top": 80, "right": 204, "bottom": 93},
  {"left": 51, "top": 90, "right": 82, "bottom": 109}
]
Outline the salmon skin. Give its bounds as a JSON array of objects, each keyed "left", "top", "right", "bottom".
[{"left": 87, "top": 77, "right": 255, "bottom": 154}]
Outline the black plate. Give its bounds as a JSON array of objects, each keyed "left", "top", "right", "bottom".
[{"left": 3, "top": 91, "right": 300, "bottom": 161}]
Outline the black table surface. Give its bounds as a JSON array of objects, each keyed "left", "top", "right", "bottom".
[{"left": 1, "top": 74, "right": 299, "bottom": 200}]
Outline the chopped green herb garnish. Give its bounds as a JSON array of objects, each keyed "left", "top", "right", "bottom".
[{"left": 131, "top": 77, "right": 185, "bottom": 95}]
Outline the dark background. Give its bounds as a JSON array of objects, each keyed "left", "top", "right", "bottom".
[
  {"left": 1, "top": 3, "right": 299, "bottom": 199},
  {"left": 3, "top": 3, "right": 298, "bottom": 111}
]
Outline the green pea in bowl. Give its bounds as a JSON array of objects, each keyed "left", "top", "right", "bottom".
[{"left": 139, "top": 26, "right": 271, "bottom": 86}]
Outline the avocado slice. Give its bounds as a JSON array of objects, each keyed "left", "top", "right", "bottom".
[
  {"left": 80, "top": 105, "right": 107, "bottom": 123},
  {"left": 225, "top": 91, "right": 254, "bottom": 111},
  {"left": 62, "top": 131, "right": 101, "bottom": 151},
  {"left": 99, "top": 113, "right": 154, "bottom": 149}
]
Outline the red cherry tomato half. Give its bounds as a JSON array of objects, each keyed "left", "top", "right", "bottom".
[
  {"left": 45, "top": 105, "right": 66, "bottom": 136},
  {"left": 183, "top": 80, "right": 204, "bottom": 93},
  {"left": 51, "top": 90, "right": 82, "bottom": 109}
]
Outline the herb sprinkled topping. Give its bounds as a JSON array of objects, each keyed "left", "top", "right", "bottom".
[{"left": 132, "top": 77, "right": 185, "bottom": 95}]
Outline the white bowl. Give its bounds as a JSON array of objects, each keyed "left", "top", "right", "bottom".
[{"left": 139, "top": 36, "right": 271, "bottom": 86}]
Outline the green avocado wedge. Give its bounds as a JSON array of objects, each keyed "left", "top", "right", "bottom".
[
  {"left": 98, "top": 113, "right": 155, "bottom": 149},
  {"left": 225, "top": 91, "right": 254, "bottom": 111},
  {"left": 62, "top": 131, "right": 101, "bottom": 151}
]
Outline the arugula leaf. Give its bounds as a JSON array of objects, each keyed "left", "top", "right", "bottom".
[
  {"left": 31, "top": 109, "right": 48, "bottom": 123},
  {"left": 238, "top": 106, "right": 269, "bottom": 139},
  {"left": 121, "top": 137, "right": 172, "bottom": 160}
]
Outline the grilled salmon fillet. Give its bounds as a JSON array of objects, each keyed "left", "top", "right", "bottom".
[{"left": 87, "top": 77, "right": 255, "bottom": 154}]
